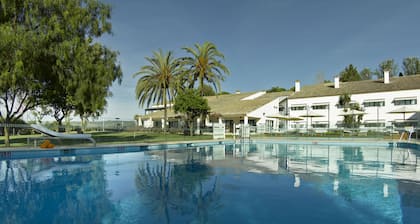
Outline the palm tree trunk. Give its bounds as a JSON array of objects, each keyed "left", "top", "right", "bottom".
[
  {"left": 163, "top": 88, "right": 167, "bottom": 132},
  {"left": 199, "top": 76, "right": 204, "bottom": 96}
]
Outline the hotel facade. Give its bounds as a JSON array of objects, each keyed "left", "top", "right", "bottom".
[{"left": 138, "top": 72, "right": 420, "bottom": 134}]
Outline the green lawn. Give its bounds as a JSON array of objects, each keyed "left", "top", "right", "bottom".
[{"left": 0, "top": 131, "right": 213, "bottom": 148}]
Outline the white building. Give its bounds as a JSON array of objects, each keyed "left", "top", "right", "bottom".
[
  {"left": 138, "top": 72, "right": 420, "bottom": 134},
  {"left": 284, "top": 72, "right": 420, "bottom": 132}
]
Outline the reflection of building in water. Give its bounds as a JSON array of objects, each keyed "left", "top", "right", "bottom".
[
  {"left": 132, "top": 143, "right": 420, "bottom": 223},
  {"left": 203, "top": 143, "right": 419, "bottom": 223},
  {"left": 278, "top": 144, "right": 419, "bottom": 182},
  {"left": 194, "top": 143, "right": 419, "bottom": 182}
]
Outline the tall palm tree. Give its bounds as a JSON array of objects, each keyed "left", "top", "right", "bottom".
[
  {"left": 133, "top": 50, "right": 183, "bottom": 131},
  {"left": 182, "top": 42, "right": 230, "bottom": 96}
]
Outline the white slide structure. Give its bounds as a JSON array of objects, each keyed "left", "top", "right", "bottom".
[{"left": 30, "top": 124, "right": 96, "bottom": 146}]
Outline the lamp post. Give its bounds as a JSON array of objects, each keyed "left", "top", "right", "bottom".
[
  {"left": 377, "top": 105, "right": 379, "bottom": 132},
  {"left": 306, "top": 104, "right": 309, "bottom": 132},
  {"left": 115, "top": 117, "right": 120, "bottom": 131}
]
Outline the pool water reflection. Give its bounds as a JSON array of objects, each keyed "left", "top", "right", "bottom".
[{"left": 1, "top": 143, "right": 420, "bottom": 223}]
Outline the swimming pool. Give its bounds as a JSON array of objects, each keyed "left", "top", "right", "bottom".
[{"left": 0, "top": 141, "right": 419, "bottom": 223}]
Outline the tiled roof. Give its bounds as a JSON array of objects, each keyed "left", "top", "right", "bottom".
[
  {"left": 289, "top": 74, "right": 420, "bottom": 99},
  {"left": 140, "top": 91, "right": 291, "bottom": 119},
  {"left": 206, "top": 91, "right": 290, "bottom": 116}
]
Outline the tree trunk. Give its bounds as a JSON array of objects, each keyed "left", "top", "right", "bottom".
[
  {"left": 189, "top": 120, "right": 194, "bottom": 136},
  {"left": 4, "top": 126, "right": 10, "bottom": 147}
]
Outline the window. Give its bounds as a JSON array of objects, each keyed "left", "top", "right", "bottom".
[
  {"left": 311, "top": 104, "right": 328, "bottom": 110},
  {"left": 278, "top": 105, "right": 285, "bottom": 112},
  {"left": 363, "top": 101, "right": 385, "bottom": 107},
  {"left": 290, "top": 105, "right": 305, "bottom": 111},
  {"left": 393, "top": 98, "right": 417, "bottom": 105},
  {"left": 364, "top": 122, "right": 385, "bottom": 128},
  {"left": 312, "top": 123, "right": 328, "bottom": 128}
]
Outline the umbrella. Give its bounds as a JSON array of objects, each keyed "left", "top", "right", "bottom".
[
  {"left": 388, "top": 106, "right": 420, "bottom": 120},
  {"left": 266, "top": 114, "right": 303, "bottom": 121},
  {"left": 300, "top": 111, "right": 324, "bottom": 129}
]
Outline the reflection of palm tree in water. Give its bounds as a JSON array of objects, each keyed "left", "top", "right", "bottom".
[
  {"left": 191, "top": 177, "right": 220, "bottom": 224},
  {"left": 135, "top": 148, "right": 221, "bottom": 224},
  {"left": 136, "top": 150, "right": 174, "bottom": 223},
  {"left": 184, "top": 148, "right": 221, "bottom": 223}
]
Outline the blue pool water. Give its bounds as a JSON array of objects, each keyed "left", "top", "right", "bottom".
[{"left": 1, "top": 142, "right": 420, "bottom": 224}]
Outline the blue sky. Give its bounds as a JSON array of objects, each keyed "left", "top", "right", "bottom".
[{"left": 100, "top": 0, "right": 420, "bottom": 120}]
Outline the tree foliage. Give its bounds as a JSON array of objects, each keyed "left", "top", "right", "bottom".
[
  {"left": 133, "top": 50, "right": 183, "bottom": 131},
  {"left": 359, "top": 68, "right": 372, "bottom": 80},
  {"left": 375, "top": 59, "right": 398, "bottom": 78},
  {"left": 402, "top": 57, "right": 420, "bottom": 76},
  {"left": 339, "top": 64, "right": 361, "bottom": 82},
  {"left": 200, "top": 84, "right": 216, "bottom": 96},
  {"left": 174, "top": 89, "right": 210, "bottom": 136},
  {"left": 266, "top": 86, "right": 286, "bottom": 93},
  {"left": 0, "top": 0, "right": 122, "bottom": 145},
  {"left": 337, "top": 93, "right": 363, "bottom": 129},
  {"left": 181, "top": 42, "right": 230, "bottom": 96}
]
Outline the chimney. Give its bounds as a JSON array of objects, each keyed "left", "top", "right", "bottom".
[
  {"left": 295, "top": 80, "right": 300, "bottom": 92},
  {"left": 384, "top": 70, "right": 390, "bottom": 84},
  {"left": 334, "top": 76, "right": 340, "bottom": 88}
]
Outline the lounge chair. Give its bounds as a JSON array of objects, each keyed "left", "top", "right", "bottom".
[
  {"left": 30, "top": 124, "right": 96, "bottom": 147},
  {"left": 399, "top": 126, "right": 415, "bottom": 141}
]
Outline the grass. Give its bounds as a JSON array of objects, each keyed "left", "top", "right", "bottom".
[
  {"left": 0, "top": 131, "right": 213, "bottom": 148},
  {"left": 0, "top": 129, "right": 407, "bottom": 149}
]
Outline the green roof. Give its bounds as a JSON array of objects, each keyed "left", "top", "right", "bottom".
[{"left": 289, "top": 74, "right": 420, "bottom": 99}]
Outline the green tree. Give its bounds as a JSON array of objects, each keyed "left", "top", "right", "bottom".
[
  {"left": 133, "top": 50, "right": 183, "bottom": 131},
  {"left": 375, "top": 59, "right": 398, "bottom": 78},
  {"left": 201, "top": 84, "right": 216, "bottom": 96},
  {"left": 266, "top": 86, "right": 287, "bottom": 93},
  {"left": 338, "top": 93, "right": 351, "bottom": 109},
  {"left": 174, "top": 89, "right": 210, "bottom": 136},
  {"left": 339, "top": 64, "right": 361, "bottom": 82},
  {"left": 182, "top": 42, "right": 230, "bottom": 96},
  {"left": 359, "top": 68, "right": 372, "bottom": 80},
  {"left": 0, "top": 0, "right": 121, "bottom": 145},
  {"left": 402, "top": 57, "right": 420, "bottom": 76},
  {"left": 70, "top": 42, "right": 122, "bottom": 127},
  {"left": 337, "top": 93, "right": 363, "bottom": 129},
  {"left": 0, "top": 21, "right": 44, "bottom": 146}
]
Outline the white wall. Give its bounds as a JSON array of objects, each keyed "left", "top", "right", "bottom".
[
  {"left": 287, "top": 89, "right": 420, "bottom": 129},
  {"left": 248, "top": 97, "right": 284, "bottom": 128}
]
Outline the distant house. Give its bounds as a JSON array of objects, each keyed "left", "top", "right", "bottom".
[{"left": 137, "top": 91, "right": 290, "bottom": 133}]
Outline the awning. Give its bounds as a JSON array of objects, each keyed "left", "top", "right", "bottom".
[
  {"left": 266, "top": 114, "right": 303, "bottom": 121},
  {"left": 363, "top": 99, "right": 385, "bottom": 103},
  {"left": 311, "top": 102, "right": 329, "bottom": 106},
  {"left": 364, "top": 120, "right": 385, "bottom": 123}
]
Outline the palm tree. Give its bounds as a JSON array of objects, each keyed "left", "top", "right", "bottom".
[
  {"left": 133, "top": 50, "right": 183, "bottom": 131},
  {"left": 182, "top": 42, "right": 230, "bottom": 96}
]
